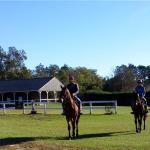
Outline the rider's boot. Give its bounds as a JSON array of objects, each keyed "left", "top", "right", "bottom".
[{"left": 77, "top": 103, "right": 82, "bottom": 115}]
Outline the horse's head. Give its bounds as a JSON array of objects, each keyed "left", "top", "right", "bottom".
[
  {"left": 133, "top": 93, "right": 145, "bottom": 114},
  {"left": 59, "top": 86, "right": 71, "bottom": 103},
  {"left": 133, "top": 93, "right": 141, "bottom": 103},
  {"left": 134, "top": 93, "right": 145, "bottom": 105}
]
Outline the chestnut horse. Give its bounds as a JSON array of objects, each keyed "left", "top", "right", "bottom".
[
  {"left": 133, "top": 93, "right": 147, "bottom": 133},
  {"left": 60, "top": 86, "right": 80, "bottom": 140}
]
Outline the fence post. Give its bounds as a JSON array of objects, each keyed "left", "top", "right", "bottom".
[
  {"left": 44, "top": 103, "right": 46, "bottom": 115},
  {"left": 3, "top": 103, "right": 6, "bottom": 114},
  {"left": 23, "top": 103, "right": 25, "bottom": 114},
  {"left": 115, "top": 101, "right": 117, "bottom": 114},
  {"left": 89, "top": 101, "right": 92, "bottom": 115},
  {"left": 30, "top": 101, "right": 37, "bottom": 114}
]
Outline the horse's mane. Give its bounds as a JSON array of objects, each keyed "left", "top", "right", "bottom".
[
  {"left": 134, "top": 93, "right": 145, "bottom": 114},
  {"left": 61, "top": 86, "right": 77, "bottom": 110}
]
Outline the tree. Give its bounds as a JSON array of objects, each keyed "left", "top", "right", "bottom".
[
  {"left": 74, "top": 67, "right": 103, "bottom": 92},
  {"left": 137, "top": 65, "right": 147, "bottom": 81},
  {"left": 47, "top": 64, "right": 59, "bottom": 77},
  {"left": 18, "top": 67, "right": 32, "bottom": 79},
  {"left": 57, "top": 64, "right": 72, "bottom": 85},
  {"left": 2, "top": 47, "right": 28, "bottom": 79},
  {"left": 0, "top": 46, "right": 7, "bottom": 79},
  {"left": 104, "top": 64, "right": 136, "bottom": 92},
  {"left": 35, "top": 63, "right": 46, "bottom": 77}
]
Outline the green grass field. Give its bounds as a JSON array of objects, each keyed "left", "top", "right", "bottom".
[{"left": 0, "top": 107, "right": 150, "bottom": 150}]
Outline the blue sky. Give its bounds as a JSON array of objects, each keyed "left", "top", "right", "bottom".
[{"left": 0, "top": 1, "right": 150, "bottom": 77}]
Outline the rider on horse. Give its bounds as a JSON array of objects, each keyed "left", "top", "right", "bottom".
[
  {"left": 62, "top": 75, "right": 82, "bottom": 115},
  {"left": 131, "top": 79, "right": 148, "bottom": 114}
]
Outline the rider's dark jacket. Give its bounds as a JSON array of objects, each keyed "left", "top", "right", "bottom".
[
  {"left": 67, "top": 82, "right": 79, "bottom": 96},
  {"left": 135, "top": 85, "right": 146, "bottom": 98}
]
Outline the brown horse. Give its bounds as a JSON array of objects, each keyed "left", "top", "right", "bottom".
[
  {"left": 133, "top": 94, "right": 147, "bottom": 133},
  {"left": 60, "top": 86, "right": 80, "bottom": 140}
]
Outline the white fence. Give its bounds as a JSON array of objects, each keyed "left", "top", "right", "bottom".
[
  {"left": 0, "top": 102, "right": 15, "bottom": 114},
  {"left": 82, "top": 100, "right": 117, "bottom": 114},
  {"left": 0, "top": 100, "right": 117, "bottom": 114},
  {"left": 22, "top": 101, "right": 62, "bottom": 114}
]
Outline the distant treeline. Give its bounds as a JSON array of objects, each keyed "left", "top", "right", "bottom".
[
  {"left": 0, "top": 46, "right": 150, "bottom": 93},
  {"left": 80, "top": 91, "right": 150, "bottom": 106}
]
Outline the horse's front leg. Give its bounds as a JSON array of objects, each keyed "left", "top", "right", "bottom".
[
  {"left": 68, "top": 121, "right": 71, "bottom": 140},
  {"left": 138, "top": 116, "right": 142, "bottom": 133},
  {"left": 135, "top": 116, "right": 138, "bottom": 133},
  {"left": 76, "top": 117, "right": 79, "bottom": 138},
  {"left": 71, "top": 120, "right": 75, "bottom": 138},
  {"left": 143, "top": 115, "right": 146, "bottom": 130}
]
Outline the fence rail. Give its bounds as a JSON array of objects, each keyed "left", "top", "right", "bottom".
[
  {"left": 0, "top": 100, "right": 117, "bottom": 114},
  {"left": 82, "top": 100, "right": 117, "bottom": 114},
  {"left": 0, "top": 102, "right": 15, "bottom": 114},
  {"left": 23, "top": 101, "right": 62, "bottom": 114}
]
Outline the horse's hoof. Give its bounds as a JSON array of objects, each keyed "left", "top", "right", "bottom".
[
  {"left": 72, "top": 136, "right": 75, "bottom": 139},
  {"left": 136, "top": 129, "right": 141, "bottom": 133}
]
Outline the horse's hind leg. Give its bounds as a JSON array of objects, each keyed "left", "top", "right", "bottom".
[
  {"left": 138, "top": 116, "right": 142, "bottom": 133},
  {"left": 143, "top": 115, "right": 146, "bottom": 130},
  {"left": 143, "top": 119, "right": 145, "bottom": 130},
  {"left": 135, "top": 116, "right": 138, "bottom": 133}
]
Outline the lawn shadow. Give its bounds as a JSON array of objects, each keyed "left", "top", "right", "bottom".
[
  {"left": 0, "top": 136, "right": 53, "bottom": 146},
  {"left": 0, "top": 130, "right": 136, "bottom": 145},
  {"left": 78, "top": 130, "right": 135, "bottom": 139},
  {"left": 56, "top": 130, "right": 136, "bottom": 140}
]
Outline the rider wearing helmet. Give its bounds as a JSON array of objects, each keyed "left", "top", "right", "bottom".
[
  {"left": 135, "top": 79, "right": 146, "bottom": 98},
  {"left": 67, "top": 75, "right": 82, "bottom": 114},
  {"left": 131, "top": 79, "right": 148, "bottom": 114}
]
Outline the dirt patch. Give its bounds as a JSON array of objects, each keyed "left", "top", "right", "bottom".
[{"left": 0, "top": 141, "right": 84, "bottom": 150}]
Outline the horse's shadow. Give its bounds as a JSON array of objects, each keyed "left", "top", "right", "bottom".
[
  {"left": 0, "top": 130, "right": 136, "bottom": 146},
  {"left": 78, "top": 131, "right": 135, "bottom": 139},
  {"left": 57, "top": 130, "right": 135, "bottom": 140}
]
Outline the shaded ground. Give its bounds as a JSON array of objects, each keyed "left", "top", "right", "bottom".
[
  {"left": 0, "top": 137, "right": 87, "bottom": 150},
  {"left": 0, "top": 141, "right": 85, "bottom": 150},
  {"left": 0, "top": 130, "right": 134, "bottom": 150}
]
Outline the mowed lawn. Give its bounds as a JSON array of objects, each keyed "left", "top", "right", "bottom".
[{"left": 0, "top": 107, "right": 150, "bottom": 150}]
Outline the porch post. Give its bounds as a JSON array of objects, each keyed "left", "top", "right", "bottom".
[
  {"left": 53, "top": 90, "right": 57, "bottom": 102},
  {"left": 46, "top": 91, "right": 49, "bottom": 102},
  {"left": 26, "top": 92, "right": 29, "bottom": 105},
  {"left": 1, "top": 93, "right": 4, "bottom": 102},
  {"left": 39, "top": 91, "right": 41, "bottom": 103},
  {"left": 13, "top": 92, "right": 16, "bottom": 103}
]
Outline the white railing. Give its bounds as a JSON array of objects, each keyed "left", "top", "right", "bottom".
[
  {"left": 82, "top": 100, "right": 117, "bottom": 114},
  {"left": 23, "top": 101, "right": 62, "bottom": 114},
  {"left": 23, "top": 100, "right": 117, "bottom": 115},
  {"left": 0, "top": 102, "right": 15, "bottom": 114},
  {"left": 0, "top": 100, "right": 117, "bottom": 114}
]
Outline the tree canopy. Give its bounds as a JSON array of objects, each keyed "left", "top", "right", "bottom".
[{"left": 0, "top": 46, "right": 150, "bottom": 93}]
